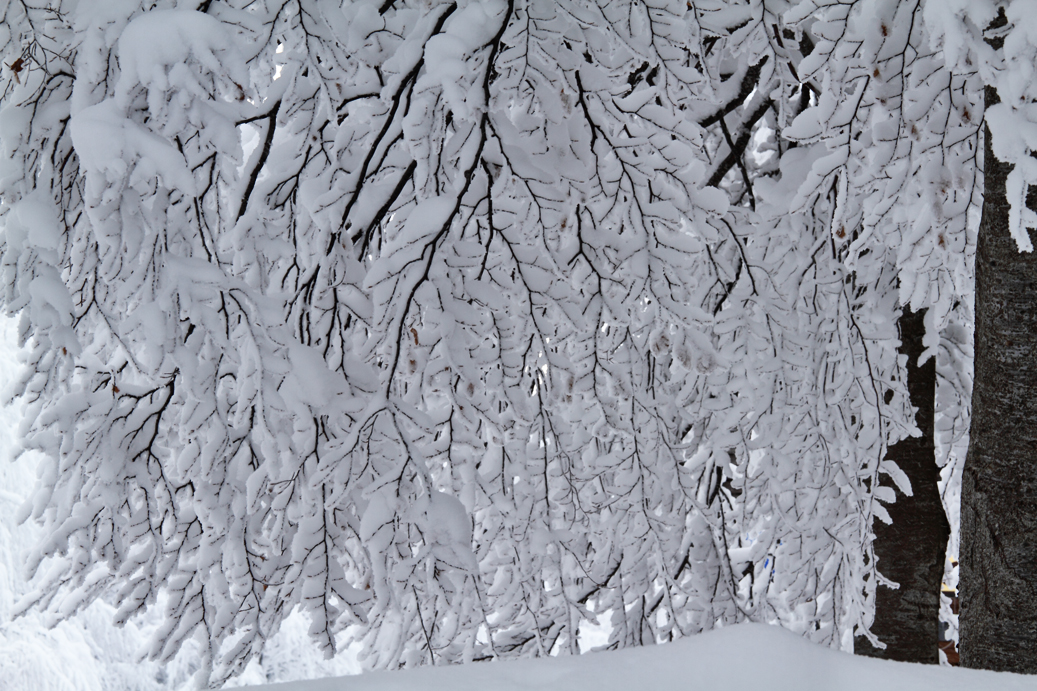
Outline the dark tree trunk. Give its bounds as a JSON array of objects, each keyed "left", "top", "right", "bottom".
[
  {"left": 959, "top": 88, "right": 1037, "bottom": 673},
  {"left": 856, "top": 306, "right": 948, "bottom": 663}
]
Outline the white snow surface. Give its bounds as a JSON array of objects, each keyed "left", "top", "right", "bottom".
[{"left": 248, "top": 623, "right": 1036, "bottom": 691}]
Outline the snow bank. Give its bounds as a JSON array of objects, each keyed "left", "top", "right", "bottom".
[{"left": 247, "top": 623, "right": 1037, "bottom": 691}]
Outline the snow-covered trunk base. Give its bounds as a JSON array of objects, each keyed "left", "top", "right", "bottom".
[
  {"left": 959, "top": 93, "right": 1037, "bottom": 674},
  {"left": 856, "top": 306, "right": 948, "bottom": 663}
]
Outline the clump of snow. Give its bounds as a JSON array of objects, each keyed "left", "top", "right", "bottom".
[
  {"left": 115, "top": 10, "right": 244, "bottom": 105},
  {"left": 70, "top": 100, "right": 196, "bottom": 196},
  {"left": 423, "top": 0, "right": 507, "bottom": 118}
]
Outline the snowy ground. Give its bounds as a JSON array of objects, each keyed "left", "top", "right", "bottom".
[{"left": 249, "top": 624, "right": 1036, "bottom": 691}]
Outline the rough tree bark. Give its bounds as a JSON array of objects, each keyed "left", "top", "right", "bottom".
[
  {"left": 958, "top": 84, "right": 1037, "bottom": 673},
  {"left": 856, "top": 306, "right": 948, "bottom": 663}
]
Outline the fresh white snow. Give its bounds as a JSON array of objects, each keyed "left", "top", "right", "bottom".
[{"left": 247, "top": 623, "right": 1037, "bottom": 691}]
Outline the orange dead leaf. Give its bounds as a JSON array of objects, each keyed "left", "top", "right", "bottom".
[{"left": 8, "top": 56, "right": 24, "bottom": 84}]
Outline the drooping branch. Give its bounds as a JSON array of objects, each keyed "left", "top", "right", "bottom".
[
  {"left": 699, "top": 56, "right": 769, "bottom": 129},
  {"left": 706, "top": 99, "right": 772, "bottom": 189},
  {"left": 237, "top": 99, "right": 281, "bottom": 222}
]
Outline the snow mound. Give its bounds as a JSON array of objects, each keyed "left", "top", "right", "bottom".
[{"left": 247, "top": 623, "right": 1037, "bottom": 691}]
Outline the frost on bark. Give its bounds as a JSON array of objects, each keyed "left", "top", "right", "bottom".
[
  {"left": 959, "top": 90, "right": 1037, "bottom": 674},
  {"left": 855, "top": 306, "right": 948, "bottom": 664}
]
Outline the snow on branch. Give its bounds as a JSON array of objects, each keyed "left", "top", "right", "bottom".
[{"left": 0, "top": 0, "right": 983, "bottom": 685}]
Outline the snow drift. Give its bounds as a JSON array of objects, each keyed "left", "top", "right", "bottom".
[{"left": 248, "top": 623, "right": 1037, "bottom": 691}]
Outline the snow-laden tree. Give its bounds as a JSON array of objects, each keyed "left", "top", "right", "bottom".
[
  {"left": 0, "top": 0, "right": 991, "bottom": 685},
  {"left": 790, "top": 0, "right": 1037, "bottom": 671},
  {"left": 778, "top": 0, "right": 981, "bottom": 662}
]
